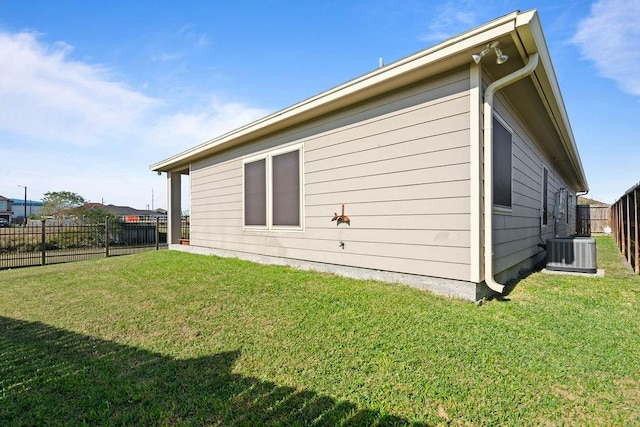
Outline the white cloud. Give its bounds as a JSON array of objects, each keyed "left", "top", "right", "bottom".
[
  {"left": 418, "top": 1, "right": 480, "bottom": 43},
  {"left": 0, "top": 31, "right": 159, "bottom": 147},
  {"left": 178, "top": 23, "right": 209, "bottom": 48},
  {"left": 151, "top": 52, "right": 183, "bottom": 62},
  {"left": 0, "top": 31, "right": 269, "bottom": 209},
  {"left": 147, "top": 98, "right": 270, "bottom": 154},
  {"left": 572, "top": 0, "right": 640, "bottom": 96}
]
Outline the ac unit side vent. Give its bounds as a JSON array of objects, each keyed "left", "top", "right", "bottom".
[{"left": 546, "top": 237, "right": 597, "bottom": 274}]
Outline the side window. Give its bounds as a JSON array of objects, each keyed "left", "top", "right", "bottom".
[
  {"left": 244, "top": 159, "right": 267, "bottom": 227},
  {"left": 272, "top": 150, "right": 301, "bottom": 227},
  {"left": 542, "top": 167, "right": 549, "bottom": 226},
  {"left": 243, "top": 147, "right": 303, "bottom": 229},
  {"left": 493, "top": 117, "right": 512, "bottom": 208}
]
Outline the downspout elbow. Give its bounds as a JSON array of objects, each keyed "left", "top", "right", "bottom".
[{"left": 483, "top": 53, "right": 540, "bottom": 294}]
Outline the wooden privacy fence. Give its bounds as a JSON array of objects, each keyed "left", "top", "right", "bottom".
[
  {"left": 590, "top": 206, "right": 610, "bottom": 233},
  {"left": 576, "top": 205, "right": 610, "bottom": 235},
  {"left": 611, "top": 182, "right": 640, "bottom": 274}
]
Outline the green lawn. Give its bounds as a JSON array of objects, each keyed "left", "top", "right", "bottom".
[{"left": 1, "top": 236, "right": 639, "bottom": 425}]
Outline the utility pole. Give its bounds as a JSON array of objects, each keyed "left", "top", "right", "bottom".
[{"left": 18, "top": 185, "right": 27, "bottom": 225}]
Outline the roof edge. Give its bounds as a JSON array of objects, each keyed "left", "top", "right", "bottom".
[
  {"left": 151, "top": 8, "right": 589, "bottom": 195},
  {"left": 515, "top": 10, "right": 588, "bottom": 191},
  {"left": 151, "top": 11, "right": 522, "bottom": 172}
]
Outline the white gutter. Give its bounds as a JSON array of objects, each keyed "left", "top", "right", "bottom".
[{"left": 483, "top": 52, "right": 539, "bottom": 294}]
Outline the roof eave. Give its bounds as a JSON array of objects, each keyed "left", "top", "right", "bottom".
[
  {"left": 151, "top": 12, "right": 521, "bottom": 172},
  {"left": 515, "top": 11, "right": 589, "bottom": 192},
  {"left": 151, "top": 9, "right": 589, "bottom": 195}
]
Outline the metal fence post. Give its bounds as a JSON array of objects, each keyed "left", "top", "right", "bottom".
[
  {"left": 41, "top": 219, "right": 46, "bottom": 266},
  {"left": 105, "top": 216, "right": 110, "bottom": 257},
  {"left": 155, "top": 217, "right": 160, "bottom": 251}
]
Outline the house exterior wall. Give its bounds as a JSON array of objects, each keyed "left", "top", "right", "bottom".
[
  {"left": 0, "top": 197, "right": 11, "bottom": 221},
  {"left": 491, "top": 94, "right": 577, "bottom": 282},
  {"left": 189, "top": 68, "right": 474, "bottom": 284},
  {"left": 154, "top": 11, "right": 589, "bottom": 301},
  {"left": 10, "top": 200, "right": 43, "bottom": 220}
]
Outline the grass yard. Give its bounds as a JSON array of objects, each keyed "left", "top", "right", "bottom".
[{"left": 1, "top": 236, "right": 639, "bottom": 425}]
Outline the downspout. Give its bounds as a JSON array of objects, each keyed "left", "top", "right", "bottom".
[{"left": 483, "top": 52, "right": 539, "bottom": 294}]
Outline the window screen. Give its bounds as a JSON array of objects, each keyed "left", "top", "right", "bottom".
[
  {"left": 543, "top": 168, "right": 549, "bottom": 226},
  {"left": 272, "top": 150, "right": 300, "bottom": 226},
  {"left": 244, "top": 159, "right": 266, "bottom": 226},
  {"left": 492, "top": 117, "right": 512, "bottom": 208}
]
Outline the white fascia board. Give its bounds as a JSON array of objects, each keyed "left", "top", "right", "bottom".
[{"left": 151, "top": 12, "right": 522, "bottom": 172}]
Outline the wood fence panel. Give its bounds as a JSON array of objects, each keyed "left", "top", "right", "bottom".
[
  {"left": 576, "top": 205, "right": 610, "bottom": 235},
  {"left": 612, "top": 182, "right": 640, "bottom": 275},
  {"left": 589, "top": 206, "right": 610, "bottom": 233}
]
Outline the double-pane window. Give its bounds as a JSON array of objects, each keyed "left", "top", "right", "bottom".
[{"left": 244, "top": 147, "right": 302, "bottom": 229}]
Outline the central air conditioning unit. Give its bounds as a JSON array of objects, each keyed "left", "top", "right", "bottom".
[{"left": 546, "top": 237, "right": 597, "bottom": 274}]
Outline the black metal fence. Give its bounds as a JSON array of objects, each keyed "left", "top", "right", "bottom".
[{"left": 0, "top": 217, "right": 187, "bottom": 270}]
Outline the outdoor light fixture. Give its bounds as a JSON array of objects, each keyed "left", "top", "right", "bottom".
[
  {"left": 472, "top": 41, "right": 509, "bottom": 65},
  {"left": 472, "top": 47, "right": 491, "bottom": 64},
  {"left": 494, "top": 45, "right": 508, "bottom": 64}
]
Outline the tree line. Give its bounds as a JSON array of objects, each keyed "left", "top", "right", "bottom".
[{"left": 40, "top": 191, "right": 107, "bottom": 224}]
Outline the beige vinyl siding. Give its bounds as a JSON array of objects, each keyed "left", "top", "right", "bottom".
[
  {"left": 492, "top": 95, "right": 576, "bottom": 275},
  {"left": 190, "top": 67, "right": 472, "bottom": 282}
]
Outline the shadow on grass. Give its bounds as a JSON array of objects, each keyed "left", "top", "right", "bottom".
[{"left": 0, "top": 316, "right": 424, "bottom": 426}]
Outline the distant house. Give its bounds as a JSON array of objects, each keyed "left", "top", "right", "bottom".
[
  {"left": 0, "top": 196, "right": 12, "bottom": 222},
  {"left": 83, "top": 203, "right": 168, "bottom": 222},
  {"left": 151, "top": 10, "right": 588, "bottom": 300}
]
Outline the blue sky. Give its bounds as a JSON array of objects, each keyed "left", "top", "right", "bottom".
[{"left": 0, "top": 0, "right": 638, "bottom": 209}]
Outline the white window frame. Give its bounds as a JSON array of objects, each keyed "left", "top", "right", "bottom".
[
  {"left": 242, "top": 144, "right": 304, "bottom": 232},
  {"left": 492, "top": 114, "right": 513, "bottom": 214}
]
